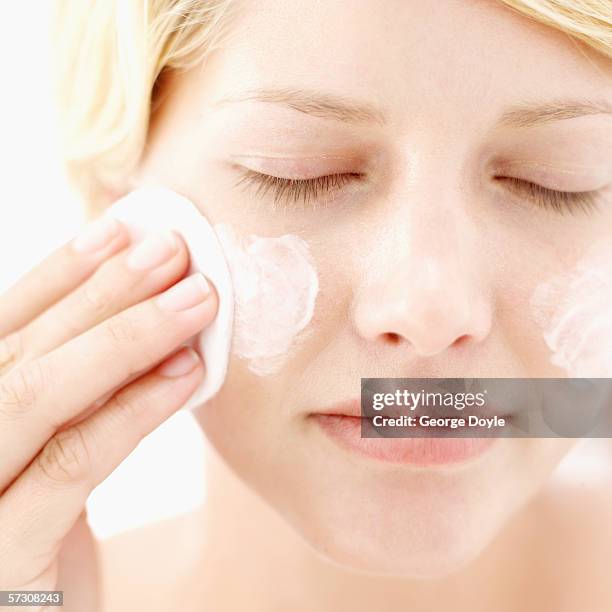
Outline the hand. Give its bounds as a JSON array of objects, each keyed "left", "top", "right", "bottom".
[{"left": 0, "top": 216, "right": 217, "bottom": 611}]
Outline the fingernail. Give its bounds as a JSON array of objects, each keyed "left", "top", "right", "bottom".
[
  {"left": 155, "top": 273, "right": 211, "bottom": 311},
  {"left": 158, "top": 347, "right": 200, "bottom": 377},
  {"left": 72, "top": 216, "right": 120, "bottom": 253},
  {"left": 126, "top": 231, "right": 179, "bottom": 271}
]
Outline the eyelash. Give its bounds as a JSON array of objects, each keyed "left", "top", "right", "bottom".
[
  {"left": 493, "top": 176, "right": 600, "bottom": 215},
  {"left": 235, "top": 168, "right": 600, "bottom": 215},
  {"left": 235, "top": 168, "right": 364, "bottom": 210}
]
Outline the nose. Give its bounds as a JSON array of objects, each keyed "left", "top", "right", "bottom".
[{"left": 352, "top": 213, "right": 492, "bottom": 358}]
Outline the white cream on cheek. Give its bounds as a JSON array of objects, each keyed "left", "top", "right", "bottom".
[
  {"left": 530, "top": 243, "right": 612, "bottom": 377},
  {"left": 214, "top": 224, "right": 319, "bottom": 375}
]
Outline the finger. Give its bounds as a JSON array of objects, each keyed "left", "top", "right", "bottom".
[
  {"left": 20, "top": 230, "right": 190, "bottom": 361},
  {"left": 0, "top": 273, "right": 217, "bottom": 489},
  {"left": 0, "top": 216, "right": 129, "bottom": 338},
  {"left": 0, "top": 347, "right": 203, "bottom": 586}
]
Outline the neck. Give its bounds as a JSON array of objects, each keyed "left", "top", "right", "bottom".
[{"left": 190, "top": 443, "right": 532, "bottom": 612}]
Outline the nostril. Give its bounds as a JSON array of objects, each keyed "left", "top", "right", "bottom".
[
  {"left": 383, "top": 332, "right": 402, "bottom": 345},
  {"left": 451, "top": 334, "right": 471, "bottom": 349}
]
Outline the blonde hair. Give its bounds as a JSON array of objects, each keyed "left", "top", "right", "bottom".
[{"left": 52, "top": 0, "right": 612, "bottom": 217}]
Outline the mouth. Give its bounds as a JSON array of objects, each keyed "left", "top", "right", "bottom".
[{"left": 309, "top": 398, "right": 505, "bottom": 467}]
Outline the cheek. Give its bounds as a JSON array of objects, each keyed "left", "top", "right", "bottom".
[
  {"left": 531, "top": 242, "right": 612, "bottom": 377},
  {"left": 214, "top": 224, "right": 320, "bottom": 376},
  {"left": 477, "top": 209, "right": 612, "bottom": 376}
]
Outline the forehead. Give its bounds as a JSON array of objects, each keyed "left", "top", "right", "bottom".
[{"left": 202, "top": 0, "right": 611, "bottom": 125}]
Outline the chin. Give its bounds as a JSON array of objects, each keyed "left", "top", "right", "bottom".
[
  {"left": 281, "top": 464, "right": 518, "bottom": 578},
  {"left": 199, "top": 397, "right": 567, "bottom": 580}
]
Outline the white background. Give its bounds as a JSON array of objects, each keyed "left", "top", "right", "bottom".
[{"left": 0, "top": 3, "right": 609, "bottom": 539}]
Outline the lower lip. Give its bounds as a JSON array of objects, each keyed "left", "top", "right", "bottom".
[{"left": 312, "top": 415, "right": 498, "bottom": 466}]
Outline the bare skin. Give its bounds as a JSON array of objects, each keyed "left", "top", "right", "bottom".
[
  {"left": 102, "top": 0, "right": 612, "bottom": 607},
  {"left": 2, "top": 0, "right": 611, "bottom": 609},
  {"left": 97, "top": 458, "right": 612, "bottom": 612}
]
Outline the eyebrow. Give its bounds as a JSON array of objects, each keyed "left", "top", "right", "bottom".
[
  {"left": 212, "top": 87, "right": 612, "bottom": 129},
  {"left": 498, "top": 98, "right": 612, "bottom": 128},
  {"left": 211, "top": 87, "right": 387, "bottom": 126}
]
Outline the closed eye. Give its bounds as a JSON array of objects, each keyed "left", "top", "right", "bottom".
[
  {"left": 234, "top": 168, "right": 364, "bottom": 209},
  {"left": 493, "top": 176, "right": 600, "bottom": 216},
  {"left": 235, "top": 167, "right": 602, "bottom": 216}
]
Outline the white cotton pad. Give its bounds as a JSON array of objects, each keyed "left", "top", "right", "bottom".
[{"left": 104, "top": 187, "right": 234, "bottom": 410}]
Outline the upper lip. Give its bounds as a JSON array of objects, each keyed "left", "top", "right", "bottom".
[
  {"left": 315, "top": 398, "right": 510, "bottom": 420},
  {"left": 314, "top": 399, "right": 363, "bottom": 418}
]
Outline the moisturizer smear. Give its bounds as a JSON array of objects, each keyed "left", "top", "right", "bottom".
[
  {"left": 530, "top": 243, "right": 612, "bottom": 377},
  {"left": 214, "top": 224, "right": 319, "bottom": 375}
]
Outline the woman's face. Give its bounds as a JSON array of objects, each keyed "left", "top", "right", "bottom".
[{"left": 133, "top": 0, "right": 612, "bottom": 576}]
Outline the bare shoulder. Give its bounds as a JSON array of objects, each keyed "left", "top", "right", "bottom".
[
  {"left": 96, "top": 510, "right": 204, "bottom": 612},
  {"left": 536, "top": 477, "right": 612, "bottom": 544},
  {"left": 529, "top": 477, "right": 612, "bottom": 605}
]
